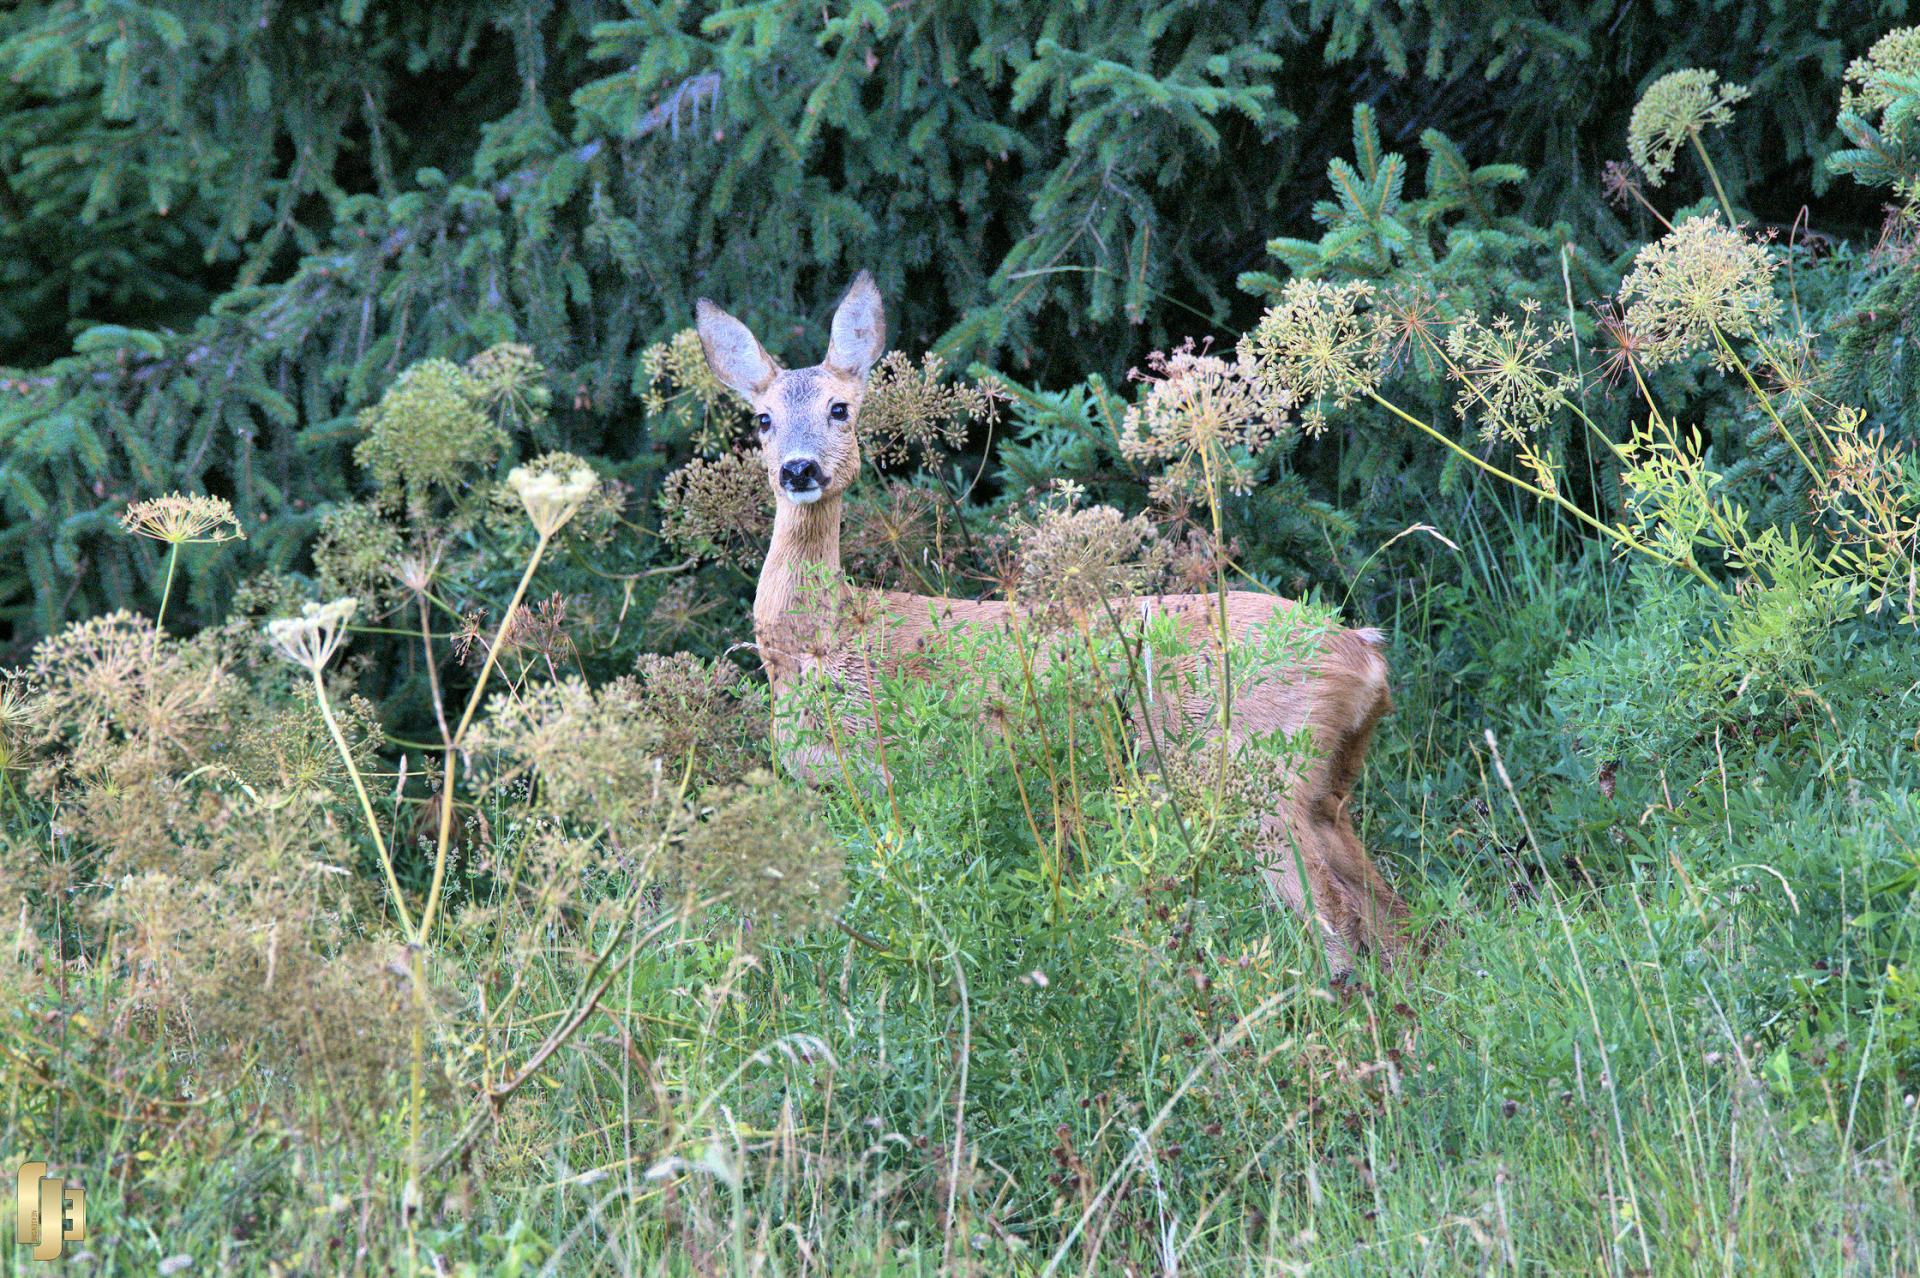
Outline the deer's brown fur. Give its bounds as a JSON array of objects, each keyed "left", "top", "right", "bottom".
[{"left": 696, "top": 273, "right": 1409, "bottom": 971}]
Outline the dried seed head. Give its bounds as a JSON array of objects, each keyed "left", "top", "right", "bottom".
[
  {"left": 30, "top": 610, "right": 233, "bottom": 777},
  {"left": 1619, "top": 216, "right": 1782, "bottom": 367},
  {"left": 860, "top": 351, "right": 999, "bottom": 469},
  {"left": 121, "top": 493, "right": 245, "bottom": 545},
  {"left": 659, "top": 449, "right": 772, "bottom": 569},
  {"left": 1627, "top": 69, "right": 1749, "bottom": 187},
  {"left": 640, "top": 327, "right": 749, "bottom": 456},
  {"left": 1591, "top": 298, "right": 1660, "bottom": 390},
  {"left": 1121, "top": 340, "right": 1282, "bottom": 502},
  {"left": 0, "top": 671, "right": 42, "bottom": 776},
  {"left": 1600, "top": 160, "right": 1642, "bottom": 212},
  {"left": 1443, "top": 301, "right": 1577, "bottom": 444},
  {"left": 1009, "top": 488, "right": 1170, "bottom": 624},
  {"left": 468, "top": 675, "right": 676, "bottom": 840},
  {"left": 645, "top": 577, "right": 725, "bottom": 645},
  {"left": 1242, "top": 279, "right": 1385, "bottom": 433}
]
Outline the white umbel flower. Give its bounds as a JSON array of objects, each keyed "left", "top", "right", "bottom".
[
  {"left": 508, "top": 464, "right": 598, "bottom": 537},
  {"left": 266, "top": 598, "right": 359, "bottom": 672}
]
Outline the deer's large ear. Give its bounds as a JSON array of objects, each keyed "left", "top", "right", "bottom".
[
  {"left": 824, "top": 271, "right": 886, "bottom": 380},
  {"left": 695, "top": 298, "right": 777, "bottom": 399}
]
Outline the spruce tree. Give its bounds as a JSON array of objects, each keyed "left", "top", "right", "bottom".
[{"left": 0, "top": 0, "right": 1907, "bottom": 643}]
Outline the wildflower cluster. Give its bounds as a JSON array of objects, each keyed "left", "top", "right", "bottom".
[
  {"left": 1165, "top": 527, "right": 1241, "bottom": 596},
  {"left": 465, "top": 343, "right": 552, "bottom": 434},
  {"left": 490, "top": 450, "right": 623, "bottom": 544},
  {"left": 507, "top": 458, "right": 601, "bottom": 538},
  {"left": 1618, "top": 216, "right": 1782, "bottom": 368},
  {"left": 843, "top": 482, "right": 940, "bottom": 581},
  {"left": 659, "top": 448, "right": 772, "bottom": 569},
  {"left": 313, "top": 501, "right": 406, "bottom": 610},
  {"left": 121, "top": 492, "right": 245, "bottom": 545},
  {"left": 223, "top": 689, "right": 385, "bottom": 796},
  {"left": 859, "top": 350, "right": 999, "bottom": 469},
  {"left": 673, "top": 771, "right": 845, "bottom": 941},
  {"left": 1627, "top": 69, "right": 1749, "bottom": 186},
  {"left": 1443, "top": 301, "right": 1577, "bottom": 444},
  {"left": 1121, "top": 341, "right": 1282, "bottom": 501},
  {"left": 100, "top": 836, "right": 417, "bottom": 1122},
  {"left": 1241, "top": 280, "right": 1385, "bottom": 436},
  {"left": 266, "top": 598, "right": 359, "bottom": 674},
  {"left": 30, "top": 611, "right": 232, "bottom": 773},
  {"left": 1008, "top": 489, "right": 1170, "bottom": 625},
  {"left": 353, "top": 358, "right": 507, "bottom": 511},
  {"left": 26, "top": 614, "right": 238, "bottom": 872},
  {"left": 469, "top": 675, "right": 673, "bottom": 840},
  {"left": 1140, "top": 725, "right": 1316, "bottom": 858},
  {"left": 641, "top": 327, "right": 751, "bottom": 455},
  {"left": 0, "top": 671, "right": 42, "bottom": 781},
  {"left": 630, "top": 653, "right": 767, "bottom": 787},
  {"left": 645, "top": 577, "right": 727, "bottom": 645},
  {"left": 15, "top": 597, "right": 430, "bottom": 1145},
  {"left": 1840, "top": 26, "right": 1920, "bottom": 120}
]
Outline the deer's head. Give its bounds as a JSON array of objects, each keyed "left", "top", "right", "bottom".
[{"left": 695, "top": 272, "right": 886, "bottom": 508}]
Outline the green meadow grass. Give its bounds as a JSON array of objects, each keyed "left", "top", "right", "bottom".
[{"left": 8, "top": 528, "right": 1915, "bottom": 1277}]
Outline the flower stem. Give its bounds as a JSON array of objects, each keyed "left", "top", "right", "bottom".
[
  {"left": 1689, "top": 130, "right": 1738, "bottom": 228},
  {"left": 406, "top": 949, "right": 427, "bottom": 1237},
  {"left": 1366, "top": 389, "right": 1725, "bottom": 595},
  {"left": 397, "top": 526, "right": 555, "bottom": 1230},
  {"left": 1627, "top": 181, "right": 1675, "bottom": 233},
  {"left": 417, "top": 592, "right": 453, "bottom": 752},
  {"left": 309, "top": 666, "right": 416, "bottom": 937},
  {"left": 419, "top": 528, "right": 555, "bottom": 942},
  {"left": 1196, "top": 447, "right": 1235, "bottom": 865},
  {"left": 1709, "top": 325, "right": 1911, "bottom": 574},
  {"left": 155, "top": 542, "right": 181, "bottom": 633},
  {"left": 1709, "top": 325, "right": 1823, "bottom": 483}
]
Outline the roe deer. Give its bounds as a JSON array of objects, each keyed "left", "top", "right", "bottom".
[{"left": 695, "top": 272, "right": 1409, "bottom": 971}]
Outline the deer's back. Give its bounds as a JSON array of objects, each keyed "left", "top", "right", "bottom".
[{"left": 760, "top": 588, "right": 1387, "bottom": 753}]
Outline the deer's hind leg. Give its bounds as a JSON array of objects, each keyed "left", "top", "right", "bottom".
[
  {"left": 1317, "top": 800, "right": 1409, "bottom": 960},
  {"left": 1257, "top": 649, "right": 1409, "bottom": 971},
  {"left": 1308, "top": 658, "right": 1409, "bottom": 960},
  {"left": 1257, "top": 808, "right": 1365, "bottom": 977},
  {"left": 1256, "top": 805, "right": 1407, "bottom": 977}
]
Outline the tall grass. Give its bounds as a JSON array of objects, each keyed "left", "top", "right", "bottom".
[{"left": 4, "top": 507, "right": 1916, "bottom": 1273}]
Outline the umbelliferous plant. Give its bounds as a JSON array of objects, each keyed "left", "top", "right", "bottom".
[{"left": 1628, "top": 68, "right": 1749, "bottom": 217}]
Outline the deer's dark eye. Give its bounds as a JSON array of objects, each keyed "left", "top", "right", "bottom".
[
  {"left": 756, "top": 413, "right": 773, "bottom": 433},
  {"left": 829, "top": 402, "right": 850, "bottom": 422}
]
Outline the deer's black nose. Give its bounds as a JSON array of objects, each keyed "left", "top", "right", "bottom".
[{"left": 780, "top": 459, "right": 824, "bottom": 492}]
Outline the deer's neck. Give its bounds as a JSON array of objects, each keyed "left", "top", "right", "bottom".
[{"left": 754, "top": 495, "right": 844, "bottom": 649}]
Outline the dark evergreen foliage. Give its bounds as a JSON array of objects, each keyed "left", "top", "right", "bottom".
[{"left": 0, "top": 0, "right": 1911, "bottom": 642}]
